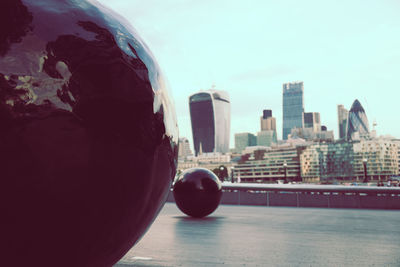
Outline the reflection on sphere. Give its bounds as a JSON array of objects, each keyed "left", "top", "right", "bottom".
[
  {"left": 173, "top": 168, "right": 222, "bottom": 218},
  {"left": 0, "top": 1, "right": 178, "bottom": 266}
]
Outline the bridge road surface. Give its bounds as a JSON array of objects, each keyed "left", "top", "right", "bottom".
[{"left": 115, "top": 203, "right": 400, "bottom": 267}]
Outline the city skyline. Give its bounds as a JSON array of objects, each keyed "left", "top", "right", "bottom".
[{"left": 99, "top": 0, "right": 400, "bottom": 148}]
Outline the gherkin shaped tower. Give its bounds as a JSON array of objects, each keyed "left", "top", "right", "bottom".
[{"left": 346, "top": 99, "right": 369, "bottom": 141}]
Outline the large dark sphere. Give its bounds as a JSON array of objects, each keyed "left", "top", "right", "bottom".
[
  {"left": 0, "top": 1, "right": 178, "bottom": 266},
  {"left": 173, "top": 168, "right": 222, "bottom": 218}
]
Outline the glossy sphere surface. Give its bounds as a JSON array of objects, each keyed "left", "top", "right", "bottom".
[
  {"left": 0, "top": 1, "right": 178, "bottom": 266},
  {"left": 173, "top": 168, "right": 222, "bottom": 218}
]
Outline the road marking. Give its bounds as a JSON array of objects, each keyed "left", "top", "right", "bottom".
[{"left": 131, "top": 256, "right": 153, "bottom": 261}]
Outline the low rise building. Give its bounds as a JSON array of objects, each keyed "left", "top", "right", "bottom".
[
  {"left": 394, "top": 139, "right": 400, "bottom": 174},
  {"left": 178, "top": 137, "right": 193, "bottom": 160},
  {"left": 257, "top": 130, "right": 277, "bottom": 147},
  {"left": 234, "top": 132, "right": 257, "bottom": 153},
  {"left": 299, "top": 137, "right": 399, "bottom": 183},
  {"left": 299, "top": 141, "right": 354, "bottom": 183},
  {"left": 289, "top": 127, "right": 334, "bottom": 142},
  {"left": 177, "top": 152, "right": 235, "bottom": 180},
  {"left": 232, "top": 137, "right": 399, "bottom": 184},
  {"left": 232, "top": 146, "right": 301, "bottom": 183}
]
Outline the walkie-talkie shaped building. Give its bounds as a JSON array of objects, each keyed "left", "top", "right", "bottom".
[{"left": 189, "top": 90, "right": 230, "bottom": 156}]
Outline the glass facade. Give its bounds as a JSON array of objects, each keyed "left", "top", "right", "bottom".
[
  {"left": 235, "top": 132, "right": 257, "bottom": 153},
  {"left": 213, "top": 92, "right": 231, "bottom": 154},
  {"left": 299, "top": 142, "right": 355, "bottom": 182},
  {"left": 282, "top": 82, "right": 304, "bottom": 140},
  {"left": 257, "top": 130, "right": 277, "bottom": 147},
  {"left": 189, "top": 90, "right": 230, "bottom": 156},
  {"left": 300, "top": 139, "right": 399, "bottom": 182},
  {"left": 346, "top": 99, "right": 369, "bottom": 141}
]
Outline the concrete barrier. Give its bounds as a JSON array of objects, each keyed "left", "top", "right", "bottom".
[
  {"left": 329, "top": 194, "right": 360, "bottom": 209},
  {"left": 220, "top": 191, "right": 240, "bottom": 205},
  {"left": 268, "top": 192, "right": 297, "bottom": 207},
  {"left": 298, "top": 193, "right": 330, "bottom": 208},
  {"left": 166, "top": 184, "right": 400, "bottom": 209}
]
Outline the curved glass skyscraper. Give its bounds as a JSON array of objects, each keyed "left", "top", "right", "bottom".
[
  {"left": 346, "top": 99, "right": 369, "bottom": 141},
  {"left": 189, "top": 90, "right": 230, "bottom": 156}
]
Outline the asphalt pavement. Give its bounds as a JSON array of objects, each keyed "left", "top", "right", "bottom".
[{"left": 115, "top": 203, "right": 400, "bottom": 267}]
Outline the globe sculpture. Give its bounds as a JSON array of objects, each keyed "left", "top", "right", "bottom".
[
  {"left": 0, "top": 1, "right": 178, "bottom": 266},
  {"left": 173, "top": 168, "right": 223, "bottom": 218}
]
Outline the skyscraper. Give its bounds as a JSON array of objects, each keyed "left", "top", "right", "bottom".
[
  {"left": 263, "top": 109, "right": 272, "bottom": 119},
  {"left": 259, "top": 109, "right": 277, "bottom": 147},
  {"left": 337, "top": 104, "right": 348, "bottom": 140},
  {"left": 346, "top": 99, "right": 369, "bottom": 141},
  {"left": 260, "top": 109, "right": 276, "bottom": 131},
  {"left": 189, "top": 89, "right": 231, "bottom": 156},
  {"left": 282, "top": 81, "right": 304, "bottom": 140},
  {"left": 303, "top": 112, "right": 321, "bottom": 133}
]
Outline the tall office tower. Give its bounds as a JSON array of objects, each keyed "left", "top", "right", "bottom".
[
  {"left": 178, "top": 137, "right": 193, "bottom": 159},
  {"left": 189, "top": 89, "right": 231, "bottom": 156},
  {"left": 303, "top": 112, "right": 321, "bottom": 133},
  {"left": 260, "top": 109, "right": 276, "bottom": 131},
  {"left": 235, "top": 132, "right": 257, "bottom": 153},
  {"left": 337, "top": 104, "right": 348, "bottom": 140},
  {"left": 346, "top": 99, "right": 369, "bottom": 141},
  {"left": 263, "top": 109, "right": 272, "bottom": 119},
  {"left": 282, "top": 81, "right": 304, "bottom": 140}
]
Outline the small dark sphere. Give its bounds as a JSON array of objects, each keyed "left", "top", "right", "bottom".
[{"left": 173, "top": 168, "right": 222, "bottom": 218}]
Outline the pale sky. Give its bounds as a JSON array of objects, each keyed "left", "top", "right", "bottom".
[{"left": 98, "top": 0, "right": 400, "bottom": 148}]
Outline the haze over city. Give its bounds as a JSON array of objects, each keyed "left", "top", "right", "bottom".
[
  {"left": 2, "top": 2, "right": 400, "bottom": 267},
  {"left": 99, "top": 0, "right": 400, "bottom": 147}
]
